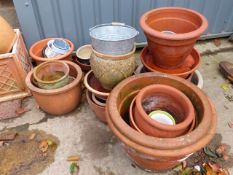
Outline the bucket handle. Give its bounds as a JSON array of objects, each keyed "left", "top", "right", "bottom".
[{"left": 111, "top": 22, "right": 125, "bottom": 26}]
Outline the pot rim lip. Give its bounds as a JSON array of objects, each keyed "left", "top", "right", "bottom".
[
  {"left": 92, "top": 45, "right": 136, "bottom": 60},
  {"left": 25, "top": 61, "right": 82, "bottom": 94},
  {"left": 29, "top": 38, "right": 74, "bottom": 61},
  {"left": 86, "top": 90, "right": 106, "bottom": 109},
  {"left": 106, "top": 73, "right": 216, "bottom": 153},
  {"left": 73, "top": 56, "right": 91, "bottom": 68},
  {"left": 84, "top": 70, "right": 110, "bottom": 97},
  {"left": 140, "top": 7, "right": 208, "bottom": 40},
  {"left": 135, "top": 84, "right": 195, "bottom": 131},
  {"left": 76, "top": 44, "right": 92, "bottom": 60},
  {"left": 141, "top": 47, "right": 201, "bottom": 76},
  {"left": 91, "top": 92, "right": 106, "bottom": 107},
  {"left": 33, "top": 60, "right": 70, "bottom": 84}
]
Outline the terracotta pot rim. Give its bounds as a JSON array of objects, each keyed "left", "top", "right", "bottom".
[
  {"left": 140, "top": 7, "right": 208, "bottom": 40},
  {"left": 25, "top": 61, "right": 82, "bottom": 95},
  {"left": 33, "top": 60, "right": 70, "bottom": 84},
  {"left": 91, "top": 93, "right": 106, "bottom": 107},
  {"left": 141, "top": 47, "right": 200, "bottom": 77},
  {"left": 106, "top": 73, "right": 216, "bottom": 152},
  {"left": 86, "top": 90, "right": 105, "bottom": 109},
  {"left": 83, "top": 70, "right": 110, "bottom": 97},
  {"left": 76, "top": 44, "right": 92, "bottom": 60},
  {"left": 135, "top": 84, "right": 194, "bottom": 131},
  {"left": 92, "top": 45, "right": 136, "bottom": 60},
  {"left": 29, "top": 38, "right": 74, "bottom": 61}
]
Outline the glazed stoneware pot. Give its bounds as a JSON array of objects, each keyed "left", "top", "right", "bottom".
[
  {"left": 140, "top": 46, "right": 200, "bottom": 79},
  {"left": 30, "top": 38, "right": 74, "bottom": 65},
  {"left": 25, "top": 61, "right": 82, "bottom": 115},
  {"left": 86, "top": 90, "right": 107, "bottom": 123},
  {"left": 134, "top": 84, "right": 195, "bottom": 138},
  {"left": 140, "top": 7, "right": 208, "bottom": 68},
  {"left": 0, "top": 16, "right": 17, "bottom": 54},
  {"left": 106, "top": 72, "right": 216, "bottom": 171},
  {"left": 90, "top": 46, "right": 136, "bottom": 90},
  {"left": 84, "top": 70, "right": 110, "bottom": 100},
  {"left": 33, "top": 61, "right": 70, "bottom": 90}
]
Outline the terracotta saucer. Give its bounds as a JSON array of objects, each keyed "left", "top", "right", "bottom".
[{"left": 140, "top": 46, "right": 200, "bottom": 79}]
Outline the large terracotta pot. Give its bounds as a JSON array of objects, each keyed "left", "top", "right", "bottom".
[
  {"left": 106, "top": 73, "right": 216, "bottom": 171},
  {"left": 90, "top": 46, "right": 136, "bottom": 90},
  {"left": 0, "top": 16, "right": 17, "bottom": 54},
  {"left": 25, "top": 61, "right": 82, "bottom": 115},
  {"left": 86, "top": 90, "right": 107, "bottom": 123},
  {"left": 140, "top": 7, "right": 208, "bottom": 68},
  {"left": 30, "top": 38, "right": 74, "bottom": 65},
  {"left": 134, "top": 84, "right": 195, "bottom": 138}
]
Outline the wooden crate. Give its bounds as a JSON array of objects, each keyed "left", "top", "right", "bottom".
[{"left": 0, "top": 29, "right": 32, "bottom": 103}]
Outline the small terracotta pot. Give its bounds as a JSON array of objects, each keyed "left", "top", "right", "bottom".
[
  {"left": 134, "top": 84, "right": 194, "bottom": 138},
  {"left": 90, "top": 46, "right": 136, "bottom": 90},
  {"left": 86, "top": 90, "right": 107, "bottom": 123},
  {"left": 84, "top": 70, "right": 110, "bottom": 100},
  {"left": 73, "top": 56, "right": 91, "bottom": 73},
  {"left": 140, "top": 7, "right": 208, "bottom": 68},
  {"left": 106, "top": 72, "right": 216, "bottom": 171},
  {"left": 0, "top": 16, "right": 17, "bottom": 54},
  {"left": 30, "top": 38, "right": 74, "bottom": 65},
  {"left": 25, "top": 61, "right": 82, "bottom": 115},
  {"left": 140, "top": 46, "right": 200, "bottom": 79},
  {"left": 33, "top": 61, "right": 70, "bottom": 90}
]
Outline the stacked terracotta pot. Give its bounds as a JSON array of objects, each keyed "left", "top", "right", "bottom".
[
  {"left": 84, "top": 23, "right": 138, "bottom": 123},
  {"left": 139, "top": 7, "right": 208, "bottom": 80}
]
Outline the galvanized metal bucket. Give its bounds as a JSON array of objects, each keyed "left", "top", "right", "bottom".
[{"left": 89, "top": 22, "right": 139, "bottom": 55}]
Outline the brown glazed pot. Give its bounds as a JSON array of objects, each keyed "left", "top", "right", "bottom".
[
  {"left": 134, "top": 84, "right": 195, "bottom": 138},
  {"left": 90, "top": 46, "right": 136, "bottom": 90},
  {"left": 106, "top": 72, "right": 216, "bottom": 171},
  {"left": 140, "top": 7, "right": 208, "bottom": 68},
  {"left": 30, "top": 38, "right": 74, "bottom": 65},
  {"left": 84, "top": 70, "right": 110, "bottom": 100},
  {"left": 0, "top": 16, "right": 17, "bottom": 54},
  {"left": 73, "top": 56, "right": 91, "bottom": 73},
  {"left": 25, "top": 61, "right": 82, "bottom": 115},
  {"left": 86, "top": 90, "right": 107, "bottom": 123},
  {"left": 140, "top": 46, "right": 200, "bottom": 79}
]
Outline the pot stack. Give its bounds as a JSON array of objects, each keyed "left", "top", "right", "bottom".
[
  {"left": 84, "top": 23, "right": 138, "bottom": 123},
  {"left": 139, "top": 7, "right": 208, "bottom": 80}
]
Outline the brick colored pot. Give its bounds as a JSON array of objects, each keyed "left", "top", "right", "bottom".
[
  {"left": 106, "top": 72, "right": 216, "bottom": 171},
  {"left": 134, "top": 84, "right": 195, "bottom": 138},
  {"left": 30, "top": 38, "right": 74, "bottom": 65},
  {"left": 140, "top": 7, "right": 207, "bottom": 68},
  {"left": 25, "top": 61, "right": 82, "bottom": 115},
  {"left": 86, "top": 90, "right": 107, "bottom": 123}
]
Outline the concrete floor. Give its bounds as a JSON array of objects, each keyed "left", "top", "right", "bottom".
[{"left": 1, "top": 39, "right": 233, "bottom": 175}]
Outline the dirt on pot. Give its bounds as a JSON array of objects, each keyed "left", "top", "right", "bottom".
[{"left": 0, "top": 128, "right": 59, "bottom": 175}]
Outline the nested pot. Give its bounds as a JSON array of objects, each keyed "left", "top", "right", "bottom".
[
  {"left": 30, "top": 38, "right": 74, "bottom": 65},
  {"left": 86, "top": 90, "right": 107, "bottom": 123},
  {"left": 106, "top": 72, "right": 216, "bottom": 171},
  {"left": 90, "top": 46, "right": 136, "bottom": 90},
  {"left": 134, "top": 84, "right": 195, "bottom": 138},
  {"left": 140, "top": 7, "right": 208, "bottom": 68},
  {"left": 25, "top": 61, "right": 82, "bottom": 115}
]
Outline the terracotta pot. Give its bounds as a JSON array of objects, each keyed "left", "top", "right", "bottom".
[
  {"left": 0, "top": 16, "right": 17, "bottom": 54},
  {"left": 106, "top": 72, "right": 216, "bottom": 171},
  {"left": 134, "top": 84, "right": 195, "bottom": 138},
  {"left": 76, "top": 44, "right": 92, "bottom": 62},
  {"left": 90, "top": 46, "right": 136, "bottom": 90},
  {"left": 140, "top": 7, "right": 208, "bottom": 68},
  {"left": 30, "top": 38, "right": 74, "bottom": 65},
  {"left": 84, "top": 70, "right": 110, "bottom": 100},
  {"left": 25, "top": 61, "right": 82, "bottom": 115},
  {"left": 73, "top": 56, "right": 91, "bottom": 73},
  {"left": 140, "top": 46, "right": 200, "bottom": 79},
  {"left": 86, "top": 90, "right": 107, "bottom": 123},
  {"left": 33, "top": 61, "right": 70, "bottom": 90}
]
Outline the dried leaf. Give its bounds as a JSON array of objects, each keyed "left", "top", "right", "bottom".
[
  {"left": 214, "top": 39, "right": 221, "bottom": 47},
  {"left": 223, "top": 154, "right": 229, "bottom": 161},
  {"left": 204, "top": 147, "right": 218, "bottom": 158},
  {"left": 227, "top": 121, "right": 233, "bottom": 128},
  {"left": 182, "top": 160, "right": 187, "bottom": 169},
  {"left": 16, "top": 107, "right": 30, "bottom": 115},
  {"left": 39, "top": 140, "right": 49, "bottom": 153},
  {"left": 0, "top": 132, "right": 17, "bottom": 141},
  {"left": 67, "top": 155, "right": 80, "bottom": 161},
  {"left": 29, "top": 133, "right": 36, "bottom": 140},
  {"left": 221, "top": 83, "right": 230, "bottom": 91},
  {"left": 69, "top": 162, "right": 79, "bottom": 175}
]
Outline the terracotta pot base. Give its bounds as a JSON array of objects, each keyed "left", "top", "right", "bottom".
[{"left": 140, "top": 46, "right": 200, "bottom": 79}]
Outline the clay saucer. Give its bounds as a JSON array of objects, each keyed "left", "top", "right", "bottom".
[{"left": 140, "top": 46, "right": 200, "bottom": 79}]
